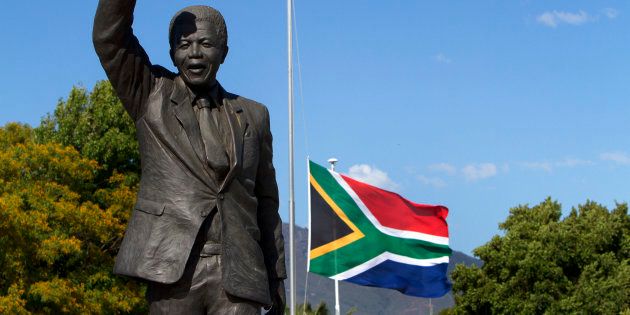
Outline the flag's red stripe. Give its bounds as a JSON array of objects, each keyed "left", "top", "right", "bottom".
[{"left": 340, "top": 174, "right": 449, "bottom": 237}]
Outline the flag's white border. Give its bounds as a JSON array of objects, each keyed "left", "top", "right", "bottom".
[
  {"left": 329, "top": 171, "right": 450, "bottom": 246},
  {"left": 331, "top": 252, "right": 449, "bottom": 280}
]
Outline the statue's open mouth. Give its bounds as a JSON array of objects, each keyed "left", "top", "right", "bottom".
[{"left": 187, "top": 64, "right": 206, "bottom": 74}]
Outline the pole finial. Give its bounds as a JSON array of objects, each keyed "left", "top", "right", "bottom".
[{"left": 327, "top": 158, "right": 339, "bottom": 171}]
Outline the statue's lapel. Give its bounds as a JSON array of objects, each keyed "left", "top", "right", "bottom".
[
  {"left": 170, "top": 77, "right": 213, "bottom": 179},
  {"left": 220, "top": 86, "right": 248, "bottom": 190}
]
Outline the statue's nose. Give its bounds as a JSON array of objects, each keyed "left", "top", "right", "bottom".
[{"left": 189, "top": 43, "right": 202, "bottom": 58}]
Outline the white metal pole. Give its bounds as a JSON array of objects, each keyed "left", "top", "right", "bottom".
[
  {"left": 334, "top": 280, "right": 341, "bottom": 315},
  {"left": 287, "top": 0, "right": 296, "bottom": 313},
  {"left": 327, "top": 158, "right": 340, "bottom": 315}
]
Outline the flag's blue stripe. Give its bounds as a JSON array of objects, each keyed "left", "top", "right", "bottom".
[{"left": 344, "top": 260, "right": 451, "bottom": 298}]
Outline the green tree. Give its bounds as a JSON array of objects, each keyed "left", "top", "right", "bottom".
[
  {"left": 286, "top": 302, "right": 358, "bottom": 315},
  {"left": 0, "top": 121, "right": 146, "bottom": 313},
  {"left": 35, "top": 81, "right": 139, "bottom": 186},
  {"left": 286, "top": 302, "right": 330, "bottom": 315},
  {"left": 444, "top": 198, "right": 630, "bottom": 315}
]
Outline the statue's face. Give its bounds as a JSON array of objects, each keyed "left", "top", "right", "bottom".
[{"left": 171, "top": 22, "right": 228, "bottom": 90}]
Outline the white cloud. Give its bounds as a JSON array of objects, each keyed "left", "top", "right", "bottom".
[
  {"left": 461, "top": 163, "right": 498, "bottom": 181},
  {"left": 556, "top": 158, "right": 593, "bottom": 167},
  {"left": 435, "top": 53, "right": 452, "bottom": 64},
  {"left": 416, "top": 175, "right": 446, "bottom": 188},
  {"left": 522, "top": 161, "right": 553, "bottom": 172},
  {"left": 347, "top": 164, "right": 400, "bottom": 191},
  {"left": 537, "top": 10, "right": 591, "bottom": 28},
  {"left": 602, "top": 8, "right": 619, "bottom": 19},
  {"left": 521, "top": 158, "right": 593, "bottom": 172},
  {"left": 600, "top": 152, "right": 630, "bottom": 165},
  {"left": 428, "top": 163, "right": 457, "bottom": 176}
]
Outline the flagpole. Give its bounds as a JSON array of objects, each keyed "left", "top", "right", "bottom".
[
  {"left": 327, "top": 158, "right": 340, "bottom": 315},
  {"left": 287, "top": 0, "right": 296, "bottom": 313},
  {"left": 334, "top": 280, "right": 340, "bottom": 315}
]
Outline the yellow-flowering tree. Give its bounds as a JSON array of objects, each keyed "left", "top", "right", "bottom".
[{"left": 0, "top": 107, "right": 146, "bottom": 311}]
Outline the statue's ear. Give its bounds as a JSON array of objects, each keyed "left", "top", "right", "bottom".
[{"left": 221, "top": 46, "right": 229, "bottom": 64}]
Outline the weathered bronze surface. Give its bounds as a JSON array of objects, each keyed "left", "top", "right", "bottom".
[{"left": 93, "top": 1, "right": 286, "bottom": 313}]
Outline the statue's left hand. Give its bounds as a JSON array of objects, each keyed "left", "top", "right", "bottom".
[{"left": 265, "top": 280, "right": 285, "bottom": 315}]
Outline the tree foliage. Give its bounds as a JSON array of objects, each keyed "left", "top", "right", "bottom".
[
  {"left": 0, "top": 82, "right": 146, "bottom": 313},
  {"left": 292, "top": 302, "right": 330, "bottom": 315},
  {"left": 284, "top": 302, "right": 357, "bottom": 315},
  {"left": 445, "top": 198, "right": 630, "bottom": 314},
  {"left": 35, "top": 81, "right": 139, "bottom": 185}
]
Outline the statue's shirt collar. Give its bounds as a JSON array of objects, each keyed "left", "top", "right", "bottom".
[{"left": 186, "top": 82, "right": 221, "bottom": 108}]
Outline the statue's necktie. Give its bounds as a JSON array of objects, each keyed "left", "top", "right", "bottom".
[{"left": 196, "top": 97, "right": 229, "bottom": 181}]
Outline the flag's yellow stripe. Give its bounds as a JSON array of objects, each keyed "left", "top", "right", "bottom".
[{"left": 309, "top": 174, "right": 365, "bottom": 260}]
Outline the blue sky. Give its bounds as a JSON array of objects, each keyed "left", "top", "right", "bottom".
[{"left": 1, "top": 1, "right": 629, "bottom": 255}]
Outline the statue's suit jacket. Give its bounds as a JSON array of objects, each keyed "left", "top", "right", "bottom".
[{"left": 93, "top": 0, "right": 285, "bottom": 306}]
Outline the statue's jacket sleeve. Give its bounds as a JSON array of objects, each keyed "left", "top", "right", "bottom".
[
  {"left": 92, "top": 0, "right": 286, "bottom": 306},
  {"left": 93, "top": 0, "right": 154, "bottom": 121},
  {"left": 256, "top": 107, "right": 286, "bottom": 281}
]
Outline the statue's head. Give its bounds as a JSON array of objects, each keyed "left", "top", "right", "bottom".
[{"left": 169, "top": 6, "right": 228, "bottom": 90}]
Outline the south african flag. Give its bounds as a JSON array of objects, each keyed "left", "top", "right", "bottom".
[{"left": 307, "top": 160, "right": 452, "bottom": 298}]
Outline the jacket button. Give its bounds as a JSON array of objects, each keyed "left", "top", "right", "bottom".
[{"left": 218, "top": 193, "right": 224, "bottom": 200}]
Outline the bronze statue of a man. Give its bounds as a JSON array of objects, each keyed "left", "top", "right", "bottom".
[{"left": 93, "top": 1, "right": 286, "bottom": 314}]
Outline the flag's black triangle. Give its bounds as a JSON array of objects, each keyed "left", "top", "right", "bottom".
[{"left": 310, "top": 183, "right": 353, "bottom": 249}]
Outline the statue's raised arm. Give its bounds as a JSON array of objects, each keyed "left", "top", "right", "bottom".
[{"left": 93, "top": 0, "right": 154, "bottom": 121}]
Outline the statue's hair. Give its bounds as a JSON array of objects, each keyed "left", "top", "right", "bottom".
[{"left": 169, "top": 5, "right": 228, "bottom": 48}]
